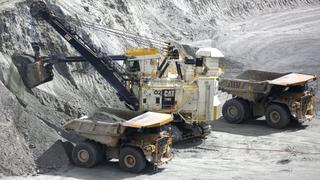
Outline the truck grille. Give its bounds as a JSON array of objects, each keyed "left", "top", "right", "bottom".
[
  {"left": 155, "top": 137, "right": 169, "bottom": 162},
  {"left": 301, "top": 95, "right": 314, "bottom": 115},
  {"left": 301, "top": 96, "right": 311, "bottom": 114},
  {"left": 298, "top": 93, "right": 316, "bottom": 122}
]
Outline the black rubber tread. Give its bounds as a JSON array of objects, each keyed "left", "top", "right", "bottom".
[
  {"left": 222, "top": 98, "right": 247, "bottom": 124},
  {"left": 71, "top": 140, "right": 103, "bottom": 168},
  {"left": 239, "top": 99, "right": 253, "bottom": 120},
  {"left": 265, "top": 103, "right": 291, "bottom": 129},
  {"left": 119, "top": 146, "right": 146, "bottom": 173}
]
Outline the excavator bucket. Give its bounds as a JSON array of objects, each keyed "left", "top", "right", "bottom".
[{"left": 12, "top": 53, "right": 54, "bottom": 88}]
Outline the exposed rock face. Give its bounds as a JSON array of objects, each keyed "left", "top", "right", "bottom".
[
  {"left": 0, "top": 0, "right": 319, "bottom": 176},
  {"left": 0, "top": 81, "right": 35, "bottom": 176}
]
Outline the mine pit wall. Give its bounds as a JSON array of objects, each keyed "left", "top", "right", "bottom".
[{"left": 0, "top": 0, "right": 319, "bottom": 176}]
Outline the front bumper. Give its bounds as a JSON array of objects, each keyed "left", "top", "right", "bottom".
[
  {"left": 144, "top": 136, "right": 173, "bottom": 165},
  {"left": 291, "top": 94, "right": 316, "bottom": 123},
  {"left": 153, "top": 154, "right": 173, "bottom": 166}
]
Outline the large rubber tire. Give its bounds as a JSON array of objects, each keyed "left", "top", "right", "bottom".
[
  {"left": 72, "top": 141, "right": 103, "bottom": 168},
  {"left": 119, "top": 147, "right": 146, "bottom": 173},
  {"left": 242, "top": 100, "right": 253, "bottom": 120},
  {"left": 222, "top": 98, "right": 247, "bottom": 124},
  {"left": 265, "top": 104, "right": 291, "bottom": 129}
]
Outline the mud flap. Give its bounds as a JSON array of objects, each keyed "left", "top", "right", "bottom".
[{"left": 12, "top": 54, "right": 53, "bottom": 88}]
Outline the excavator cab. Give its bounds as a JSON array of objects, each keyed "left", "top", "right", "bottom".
[{"left": 12, "top": 43, "right": 54, "bottom": 88}]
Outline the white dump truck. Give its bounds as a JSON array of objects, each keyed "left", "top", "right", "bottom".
[{"left": 64, "top": 108, "right": 173, "bottom": 173}]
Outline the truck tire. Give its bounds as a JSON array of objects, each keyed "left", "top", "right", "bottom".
[
  {"left": 265, "top": 104, "right": 290, "bottom": 129},
  {"left": 119, "top": 147, "right": 146, "bottom": 173},
  {"left": 72, "top": 141, "right": 103, "bottom": 168},
  {"left": 243, "top": 100, "right": 253, "bottom": 120},
  {"left": 222, "top": 98, "right": 247, "bottom": 124}
]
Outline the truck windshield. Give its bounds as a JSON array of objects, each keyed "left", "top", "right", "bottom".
[
  {"left": 287, "top": 85, "right": 307, "bottom": 93},
  {"left": 126, "top": 60, "right": 140, "bottom": 72}
]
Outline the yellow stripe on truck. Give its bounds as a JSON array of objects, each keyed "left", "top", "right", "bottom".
[{"left": 126, "top": 48, "right": 159, "bottom": 56}]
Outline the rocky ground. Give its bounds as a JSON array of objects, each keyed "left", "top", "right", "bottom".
[{"left": 0, "top": 0, "right": 320, "bottom": 179}]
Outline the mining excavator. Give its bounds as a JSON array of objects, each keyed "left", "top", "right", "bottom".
[{"left": 14, "top": 1, "right": 224, "bottom": 142}]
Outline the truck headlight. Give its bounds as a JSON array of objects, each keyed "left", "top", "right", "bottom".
[
  {"left": 291, "top": 102, "right": 300, "bottom": 109},
  {"left": 146, "top": 155, "right": 153, "bottom": 162},
  {"left": 144, "top": 145, "right": 155, "bottom": 152}
]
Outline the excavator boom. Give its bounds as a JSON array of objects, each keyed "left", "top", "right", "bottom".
[{"left": 17, "top": 1, "right": 139, "bottom": 109}]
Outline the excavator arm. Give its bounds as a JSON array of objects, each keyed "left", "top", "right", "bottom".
[{"left": 21, "top": 1, "right": 139, "bottom": 109}]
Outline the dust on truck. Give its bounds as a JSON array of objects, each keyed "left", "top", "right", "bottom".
[
  {"left": 64, "top": 108, "right": 173, "bottom": 173},
  {"left": 219, "top": 70, "right": 317, "bottom": 128}
]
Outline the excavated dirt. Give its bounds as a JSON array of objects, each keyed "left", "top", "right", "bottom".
[
  {"left": 0, "top": 0, "right": 320, "bottom": 179},
  {"left": 0, "top": 81, "right": 35, "bottom": 176}
]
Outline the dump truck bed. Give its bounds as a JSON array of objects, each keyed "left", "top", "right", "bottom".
[
  {"left": 219, "top": 70, "right": 316, "bottom": 102},
  {"left": 63, "top": 108, "right": 173, "bottom": 146}
]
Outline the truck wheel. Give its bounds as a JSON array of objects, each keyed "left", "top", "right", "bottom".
[
  {"left": 243, "top": 100, "right": 253, "bottom": 120},
  {"left": 222, "top": 98, "right": 246, "bottom": 124},
  {"left": 119, "top": 147, "right": 146, "bottom": 173},
  {"left": 72, "top": 141, "right": 103, "bottom": 168},
  {"left": 265, "top": 104, "right": 290, "bottom": 129}
]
